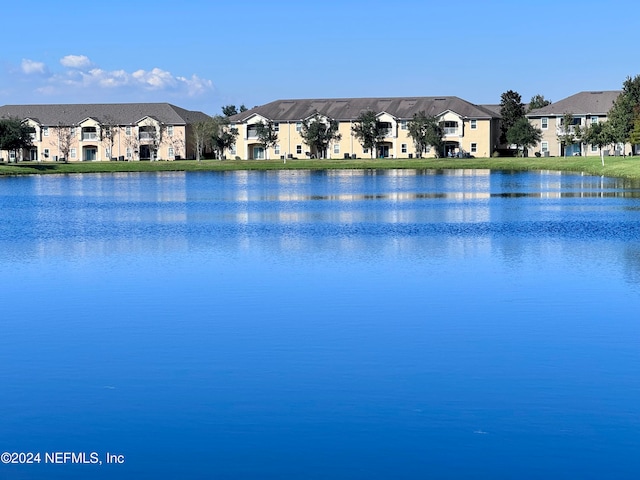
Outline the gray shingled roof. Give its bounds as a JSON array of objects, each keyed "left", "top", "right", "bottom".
[
  {"left": 229, "top": 96, "right": 501, "bottom": 123},
  {"left": 526, "top": 91, "right": 621, "bottom": 117},
  {"left": 0, "top": 103, "right": 211, "bottom": 126}
]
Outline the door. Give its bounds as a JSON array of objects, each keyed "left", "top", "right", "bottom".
[
  {"left": 253, "top": 146, "right": 265, "bottom": 160},
  {"left": 83, "top": 147, "right": 97, "bottom": 161}
]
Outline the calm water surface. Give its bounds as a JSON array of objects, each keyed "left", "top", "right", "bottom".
[{"left": 1, "top": 169, "right": 640, "bottom": 479}]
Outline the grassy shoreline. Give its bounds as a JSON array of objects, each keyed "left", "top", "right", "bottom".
[{"left": 2, "top": 156, "right": 640, "bottom": 180}]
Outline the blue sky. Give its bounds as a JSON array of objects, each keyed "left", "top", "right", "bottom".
[{"left": 1, "top": 0, "right": 637, "bottom": 116}]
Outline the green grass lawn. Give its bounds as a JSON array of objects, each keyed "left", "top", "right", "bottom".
[{"left": 2, "top": 156, "right": 640, "bottom": 180}]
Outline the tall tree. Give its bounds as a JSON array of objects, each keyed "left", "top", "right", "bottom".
[
  {"left": 499, "top": 90, "right": 526, "bottom": 145},
  {"left": 57, "top": 124, "right": 75, "bottom": 163},
  {"left": 557, "top": 113, "right": 576, "bottom": 157},
  {"left": 407, "top": 111, "right": 443, "bottom": 158},
  {"left": 0, "top": 118, "right": 33, "bottom": 161},
  {"left": 585, "top": 121, "right": 615, "bottom": 166},
  {"left": 192, "top": 120, "right": 215, "bottom": 161},
  {"left": 255, "top": 121, "right": 279, "bottom": 159},
  {"left": 210, "top": 116, "right": 238, "bottom": 160},
  {"left": 351, "top": 111, "right": 384, "bottom": 158},
  {"left": 300, "top": 114, "right": 341, "bottom": 159},
  {"left": 100, "top": 116, "right": 119, "bottom": 160},
  {"left": 608, "top": 75, "right": 640, "bottom": 154},
  {"left": 528, "top": 94, "right": 551, "bottom": 112},
  {"left": 506, "top": 117, "right": 542, "bottom": 157}
]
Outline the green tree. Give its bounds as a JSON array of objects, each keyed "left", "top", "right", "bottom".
[
  {"left": 608, "top": 75, "right": 640, "bottom": 153},
  {"left": 585, "top": 121, "right": 615, "bottom": 166},
  {"left": 222, "top": 104, "right": 248, "bottom": 117},
  {"left": 499, "top": 90, "right": 526, "bottom": 144},
  {"left": 0, "top": 118, "right": 33, "bottom": 161},
  {"left": 351, "top": 111, "right": 384, "bottom": 158},
  {"left": 407, "top": 111, "right": 444, "bottom": 158},
  {"left": 557, "top": 113, "right": 576, "bottom": 157},
  {"left": 192, "top": 120, "right": 215, "bottom": 160},
  {"left": 299, "top": 114, "right": 341, "bottom": 159},
  {"left": 506, "top": 117, "right": 542, "bottom": 157},
  {"left": 528, "top": 94, "right": 552, "bottom": 112},
  {"left": 210, "top": 116, "right": 238, "bottom": 160},
  {"left": 255, "top": 121, "right": 279, "bottom": 159}
]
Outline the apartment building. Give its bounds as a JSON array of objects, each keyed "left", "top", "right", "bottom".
[
  {"left": 0, "top": 103, "right": 211, "bottom": 162},
  {"left": 227, "top": 96, "right": 502, "bottom": 160}
]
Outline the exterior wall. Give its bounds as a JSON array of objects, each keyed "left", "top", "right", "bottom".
[
  {"left": 2, "top": 122, "right": 189, "bottom": 162},
  {"left": 228, "top": 114, "right": 498, "bottom": 160},
  {"left": 527, "top": 115, "right": 632, "bottom": 157}
]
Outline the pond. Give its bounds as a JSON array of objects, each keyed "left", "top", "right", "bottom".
[{"left": 1, "top": 169, "right": 640, "bottom": 479}]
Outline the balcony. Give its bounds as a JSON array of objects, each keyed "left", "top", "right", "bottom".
[
  {"left": 82, "top": 132, "right": 98, "bottom": 141},
  {"left": 139, "top": 132, "right": 155, "bottom": 140}
]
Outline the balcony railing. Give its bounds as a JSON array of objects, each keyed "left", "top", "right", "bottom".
[
  {"left": 443, "top": 127, "right": 459, "bottom": 135},
  {"left": 82, "top": 133, "right": 98, "bottom": 141},
  {"left": 139, "top": 132, "right": 155, "bottom": 140}
]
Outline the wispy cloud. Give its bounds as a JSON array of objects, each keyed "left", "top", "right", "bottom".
[
  {"left": 21, "top": 59, "right": 47, "bottom": 75},
  {"left": 60, "top": 55, "right": 91, "bottom": 69},
  {"left": 23, "top": 55, "right": 213, "bottom": 98}
]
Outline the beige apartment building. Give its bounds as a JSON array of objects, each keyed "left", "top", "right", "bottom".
[
  {"left": 525, "top": 91, "right": 631, "bottom": 157},
  {"left": 0, "top": 103, "right": 211, "bottom": 162},
  {"left": 227, "top": 97, "right": 502, "bottom": 160}
]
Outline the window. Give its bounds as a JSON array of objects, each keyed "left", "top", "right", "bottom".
[
  {"left": 333, "top": 142, "right": 340, "bottom": 154},
  {"left": 541, "top": 142, "right": 549, "bottom": 153},
  {"left": 363, "top": 147, "right": 369, "bottom": 154},
  {"left": 591, "top": 144, "right": 598, "bottom": 152},
  {"left": 44, "top": 148, "right": 50, "bottom": 159},
  {"left": 591, "top": 116, "right": 598, "bottom": 124},
  {"left": 126, "top": 147, "right": 132, "bottom": 159},
  {"left": 43, "top": 127, "right": 49, "bottom": 137},
  {"left": 296, "top": 145, "right": 302, "bottom": 155},
  {"left": 401, "top": 143, "right": 407, "bottom": 154},
  {"left": 470, "top": 119, "right": 477, "bottom": 129},
  {"left": 168, "top": 147, "right": 174, "bottom": 158},
  {"left": 125, "top": 126, "right": 131, "bottom": 136},
  {"left": 295, "top": 122, "right": 302, "bottom": 132},
  {"left": 470, "top": 143, "right": 477, "bottom": 153},
  {"left": 167, "top": 125, "right": 174, "bottom": 137},
  {"left": 275, "top": 144, "right": 280, "bottom": 155},
  {"left": 70, "top": 148, "right": 76, "bottom": 159},
  {"left": 9, "top": 151, "right": 15, "bottom": 160},
  {"left": 230, "top": 143, "right": 236, "bottom": 155},
  {"left": 425, "top": 146, "right": 431, "bottom": 153},
  {"left": 274, "top": 123, "right": 279, "bottom": 132},
  {"left": 541, "top": 118, "right": 548, "bottom": 129},
  {"left": 105, "top": 148, "right": 111, "bottom": 159},
  {"left": 442, "top": 121, "right": 458, "bottom": 134},
  {"left": 400, "top": 120, "right": 408, "bottom": 130}
]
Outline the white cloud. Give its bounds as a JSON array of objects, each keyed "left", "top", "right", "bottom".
[
  {"left": 19, "top": 55, "right": 214, "bottom": 100},
  {"left": 60, "top": 55, "right": 92, "bottom": 69},
  {"left": 21, "top": 59, "right": 47, "bottom": 75}
]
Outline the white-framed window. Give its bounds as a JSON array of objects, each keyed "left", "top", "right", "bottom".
[
  {"left": 296, "top": 145, "right": 302, "bottom": 155},
  {"left": 274, "top": 144, "right": 280, "bottom": 155},
  {"left": 105, "top": 148, "right": 111, "bottom": 159},
  {"left": 363, "top": 147, "right": 369, "bottom": 154},
  {"left": 70, "top": 148, "right": 76, "bottom": 158},
  {"left": 333, "top": 142, "right": 340, "bottom": 154},
  {"left": 541, "top": 141, "right": 549, "bottom": 153},
  {"left": 125, "top": 126, "right": 131, "bottom": 136},
  {"left": 43, "top": 148, "right": 50, "bottom": 159},
  {"left": 230, "top": 143, "right": 236, "bottom": 155},
  {"left": 167, "top": 125, "right": 174, "bottom": 137},
  {"left": 425, "top": 146, "right": 431, "bottom": 153},
  {"left": 400, "top": 120, "right": 408, "bottom": 130},
  {"left": 470, "top": 142, "right": 477, "bottom": 153},
  {"left": 470, "top": 119, "right": 477, "bottom": 129},
  {"left": 9, "top": 151, "right": 16, "bottom": 160},
  {"left": 591, "top": 116, "right": 598, "bottom": 124},
  {"left": 274, "top": 123, "right": 279, "bottom": 132},
  {"left": 541, "top": 117, "right": 548, "bottom": 129},
  {"left": 295, "top": 122, "right": 302, "bottom": 132},
  {"left": 168, "top": 147, "right": 174, "bottom": 158},
  {"left": 126, "top": 147, "right": 132, "bottom": 159},
  {"left": 43, "top": 127, "right": 49, "bottom": 137},
  {"left": 591, "top": 144, "right": 598, "bottom": 152},
  {"left": 401, "top": 143, "right": 407, "bottom": 154}
]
